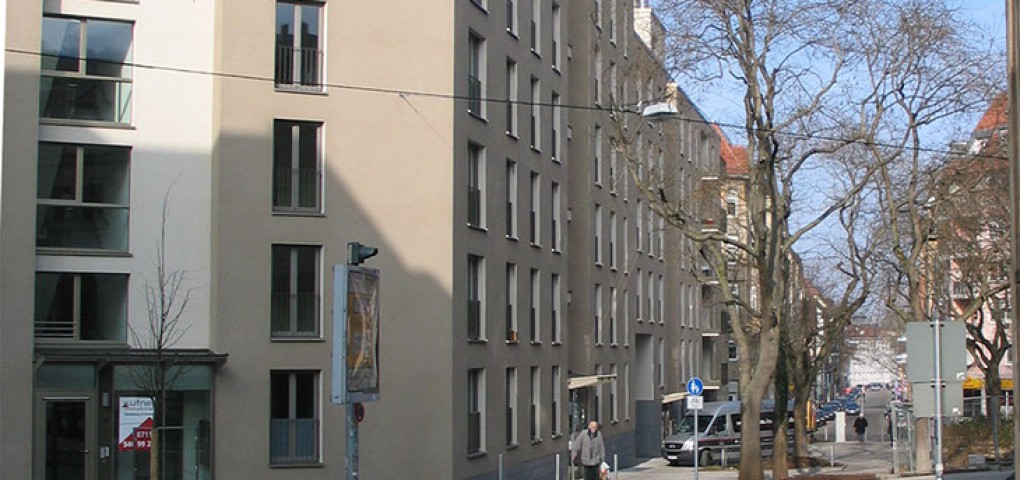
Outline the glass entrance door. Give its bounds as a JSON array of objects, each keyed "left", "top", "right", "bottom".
[{"left": 44, "top": 399, "right": 90, "bottom": 480}]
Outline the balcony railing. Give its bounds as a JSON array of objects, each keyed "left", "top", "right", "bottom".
[
  {"left": 506, "top": 305, "right": 516, "bottom": 342},
  {"left": 468, "top": 186, "right": 482, "bottom": 226},
  {"left": 506, "top": 201, "right": 515, "bottom": 236},
  {"left": 468, "top": 412, "right": 482, "bottom": 453},
  {"left": 529, "top": 211, "right": 537, "bottom": 243},
  {"left": 40, "top": 75, "right": 132, "bottom": 124},
  {"left": 35, "top": 319, "right": 76, "bottom": 339},
  {"left": 530, "top": 307, "right": 537, "bottom": 342},
  {"left": 468, "top": 75, "right": 483, "bottom": 115},
  {"left": 530, "top": 404, "right": 538, "bottom": 439},
  {"left": 506, "top": 407, "right": 515, "bottom": 444},
  {"left": 269, "top": 418, "right": 319, "bottom": 464},
  {"left": 530, "top": 21, "right": 538, "bottom": 51},
  {"left": 275, "top": 46, "right": 323, "bottom": 89},
  {"left": 551, "top": 309, "right": 559, "bottom": 342},
  {"left": 273, "top": 167, "right": 321, "bottom": 212},
  {"left": 271, "top": 292, "right": 320, "bottom": 337},
  {"left": 468, "top": 299, "right": 482, "bottom": 339}
]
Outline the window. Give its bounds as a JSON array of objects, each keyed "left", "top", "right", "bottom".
[
  {"left": 609, "top": 147, "right": 618, "bottom": 193},
  {"left": 551, "top": 274, "right": 562, "bottom": 343},
  {"left": 636, "top": 200, "right": 643, "bottom": 251},
  {"left": 594, "top": 0, "right": 602, "bottom": 28},
  {"left": 530, "top": 172, "right": 540, "bottom": 244},
  {"left": 594, "top": 283, "right": 603, "bottom": 344},
  {"left": 647, "top": 272, "right": 654, "bottom": 325},
  {"left": 609, "top": 0, "right": 617, "bottom": 43},
  {"left": 506, "top": 59, "right": 518, "bottom": 136},
  {"left": 530, "top": 77, "right": 540, "bottom": 150},
  {"left": 34, "top": 272, "right": 127, "bottom": 341},
  {"left": 594, "top": 53, "right": 602, "bottom": 106},
  {"left": 610, "top": 211, "right": 618, "bottom": 269},
  {"left": 551, "top": 182, "right": 562, "bottom": 251},
  {"left": 273, "top": 121, "right": 322, "bottom": 212},
  {"left": 623, "top": 217, "right": 629, "bottom": 272},
  {"left": 609, "top": 287, "right": 618, "bottom": 345},
  {"left": 594, "top": 364, "right": 603, "bottom": 421},
  {"left": 468, "top": 33, "right": 486, "bottom": 117},
  {"left": 270, "top": 371, "right": 319, "bottom": 464},
  {"left": 468, "top": 255, "right": 485, "bottom": 340},
  {"left": 728, "top": 339, "right": 738, "bottom": 361},
  {"left": 658, "top": 337, "right": 665, "bottom": 388},
  {"left": 552, "top": 4, "right": 562, "bottom": 69},
  {"left": 623, "top": 363, "right": 630, "bottom": 419},
  {"left": 636, "top": 268, "right": 643, "bottom": 321},
  {"left": 658, "top": 275, "right": 664, "bottom": 323},
  {"left": 530, "top": 268, "right": 540, "bottom": 342},
  {"left": 275, "top": 2, "right": 323, "bottom": 89},
  {"left": 551, "top": 92, "right": 561, "bottom": 161},
  {"left": 551, "top": 366, "right": 562, "bottom": 436},
  {"left": 36, "top": 143, "right": 129, "bottom": 251},
  {"left": 530, "top": 0, "right": 541, "bottom": 54},
  {"left": 271, "top": 245, "right": 321, "bottom": 338},
  {"left": 41, "top": 16, "right": 133, "bottom": 123},
  {"left": 506, "top": 263, "right": 518, "bottom": 342},
  {"left": 622, "top": 289, "right": 629, "bottom": 344},
  {"left": 611, "top": 364, "right": 619, "bottom": 421},
  {"left": 610, "top": 62, "right": 618, "bottom": 103},
  {"left": 530, "top": 366, "right": 541, "bottom": 440},
  {"left": 594, "top": 125, "right": 603, "bottom": 185},
  {"left": 468, "top": 368, "right": 486, "bottom": 454},
  {"left": 506, "top": 367, "right": 518, "bottom": 446},
  {"left": 468, "top": 143, "right": 485, "bottom": 228},
  {"left": 726, "top": 189, "right": 738, "bottom": 216},
  {"left": 506, "top": 0, "right": 518, "bottom": 35},
  {"left": 594, "top": 204, "right": 603, "bottom": 265},
  {"left": 506, "top": 161, "right": 518, "bottom": 238}
]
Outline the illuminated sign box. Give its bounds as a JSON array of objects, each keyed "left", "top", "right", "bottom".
[{"left": 331, "top": 265, "right": 380, "bottom": 404}]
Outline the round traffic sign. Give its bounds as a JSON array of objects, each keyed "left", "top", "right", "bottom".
[{"left": 686, "top": 377, "right": 704, "bottom": 396}]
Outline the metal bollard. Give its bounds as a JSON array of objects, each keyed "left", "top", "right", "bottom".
[
  {"left": 614, "top": 453, "right": 619, "bottom": 480},
  {"left": 830, "top": 444, "right": 835, "bottom": 467},
  {"left": 556, "top": 453, "right": 561, "bottom": 480},
  {"left": 499, "top": 453, "right": 503, "bottom": 480}
]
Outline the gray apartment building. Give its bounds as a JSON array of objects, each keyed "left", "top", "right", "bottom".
[{"left": 0, "top": 0, "right": 727, "bottom": 478}]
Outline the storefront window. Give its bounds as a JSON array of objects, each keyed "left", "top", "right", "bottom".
[{"left": 114, "top": 366, "right": 212, "bottom": 480}]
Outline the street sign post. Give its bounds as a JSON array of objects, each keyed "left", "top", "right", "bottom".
[{"left": 687, "top": 377, "right": 704, "bottom": 480}]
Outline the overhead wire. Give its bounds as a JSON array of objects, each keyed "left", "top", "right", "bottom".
[{"left": 8, "top": 47, "right": 1007, "bottom": 161}]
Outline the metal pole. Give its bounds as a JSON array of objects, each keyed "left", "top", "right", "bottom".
[
  {"left": 933, "top": 317, "right": 944, "bottom": 480},
  {"left": 892, "top": 407, "right": 899, "bottom": 475},
  {"left": 556, "top": 453, "right": 560, "bottom": 480},
  {"left": 693, "top": 411, "right": 699, "bottom": 480},
  {"left": 346, "top": 405, "right": 358, "bottom": 479},
  {"left": 498, "top": 453, "right": 503, "bottom": 480},
  {"left": 614, "top": 453, "right": 619, "bottom": 480}
]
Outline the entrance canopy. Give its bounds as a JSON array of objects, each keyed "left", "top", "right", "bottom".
[{"left": 567, "top": 374, "right": 617, "bottom": 390}]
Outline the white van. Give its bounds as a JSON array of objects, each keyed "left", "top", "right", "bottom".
[{"left": 660, "top": 400, "right": 791, "bottom": 466}]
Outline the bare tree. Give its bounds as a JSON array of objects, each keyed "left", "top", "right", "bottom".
[
  {"left": 851, "top": 0, "right": 1001, "bottom": 471},
  {"left": 934, "top": 131, "right": 1011, "bottom": 461},
  {"left": 126, "top": 190, "right": 193, "bottom": 480}
]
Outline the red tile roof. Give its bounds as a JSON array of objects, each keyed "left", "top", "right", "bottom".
[
  {"left": 974, "top": 93, "right": 1007, "bottom": 133},
  {"left": 713, "top": 124, "right": 748, "bottom": 175}
]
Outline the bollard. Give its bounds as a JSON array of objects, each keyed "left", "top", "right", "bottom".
[
  {"left": 499, "top": 453, "right": 503, "bottom": 480},
  {"left": 556, "top": 453, "right": 560, "bottom": 480},
  {"left": 830, "top": 444, "right": 835, "bottom": 467},
  {"left": 614, "top": 453, "right": 619, "bottom": 480}
]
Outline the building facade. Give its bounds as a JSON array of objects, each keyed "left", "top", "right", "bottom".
[{"left": 1, "top": 0, "right": 725, "bottom": 478}]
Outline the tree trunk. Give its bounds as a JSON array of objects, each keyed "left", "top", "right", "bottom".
[
  {"left": 739, "top": 395, "right": 766, "bottom": 480},
  {"left": 986, "top": 370, "right": 1003, "bottom": 462},
  {"left": 792, "top": 386, "right": 811, "bottom": 459},
  {"left": 772, "top": 348, "right": 790, "bottom": 480}
]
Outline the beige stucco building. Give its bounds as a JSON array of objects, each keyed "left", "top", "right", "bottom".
[{"left": 1, "top": 0, "right": 727, "bottom": 478}]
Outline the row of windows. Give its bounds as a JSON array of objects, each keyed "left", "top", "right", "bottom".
[
  {"left": 36, "top": 120, "right": 323, "bottom": 254},
  {"left": 471, "top": 0, "right": 563, "bottom": 70},
  {"left": 467, "top": 255, "right": 563, "bottom": 343},
  {"left": 467, "top": 145, "right": 564, "bottom": 250},
  {"left": 468, "top": 37, "right": 564, "bottom": 159},
  {"left": 34, "top": 244, "right": 323, "bottom": 342},
  {"left": 41, "top": 2, "right": 322, "bottom": 127}
]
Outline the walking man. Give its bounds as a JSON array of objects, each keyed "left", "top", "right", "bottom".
[
  {"left": 853, "top": 415, "right": 868, "bottom": 443},
  {"left": 572, "top": 421, "right": 606, "bottom": 480}
]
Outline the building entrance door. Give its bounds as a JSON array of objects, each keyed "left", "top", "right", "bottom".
[{"left": 42, "top": 397, "right": 93, "bottom": 480}]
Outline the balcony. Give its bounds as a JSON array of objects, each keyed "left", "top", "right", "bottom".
[
  {"left": 41, "top": 75, "right": 132, "bottom": 124},
  {"left": 951, "top": 281, "right": 973, "bottom": 299},
  {"left": 275, "top": 45, "right": 322, "bottom": 90}
]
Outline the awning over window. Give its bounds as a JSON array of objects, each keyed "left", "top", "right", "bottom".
[
  {"left": 661, "top": 392, "right": 687, "bottom": 404},
  {"left": 568, "top": 374, "right": 617, "bottom": 390}
]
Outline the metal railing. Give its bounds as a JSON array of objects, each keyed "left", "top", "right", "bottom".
[
  {"left": 269, "top": 418, "right": 319, "bottom": 464},
  {"left": 275, "top": 46, "right": 322, "bottom": 88},
  {"left": 468, "top": 300, "right": 482, "bottom": 339},
  {"left": 270, "top": 292, "right": 320, "bottom": 337},
  {"left": 468, "top": 75, "right": 483, "bottom": 114},
  {"left": 273, "top": 167, "right": 321, "bottom": 211},
  {"left": 468, "top": 186, "right": 482, "bottom": 226},
  {"left": 468, "top": 412, "right": 482, "bottom": 453}
]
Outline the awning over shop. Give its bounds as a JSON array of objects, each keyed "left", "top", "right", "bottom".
[
  {"left": 661, "top": 392, "right": 687, "bottom": 404},
  {"left": 963, "top": 377, "right": 1014, "bottom": 390},
  {"left": 568, "top": 374, "right": 617, "bottom": 390}
]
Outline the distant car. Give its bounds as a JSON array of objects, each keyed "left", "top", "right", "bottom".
[
  {"left": 868, "top": 382, "right": 883, "bottom": 391},
  {"left": 844, "top": 402, "right": 861, "bottom": 416}
]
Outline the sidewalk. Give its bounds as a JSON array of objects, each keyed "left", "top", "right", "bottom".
[{"left": 615, "top": 440, "right": 907, "bottom": 480}]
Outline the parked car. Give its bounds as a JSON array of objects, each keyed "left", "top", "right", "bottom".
[
  {"left": 868, "top": 382, "right": 884, "bottom": 391},
  {"left": 844, "top": 401, "right": 861, "bottom": 416}
]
